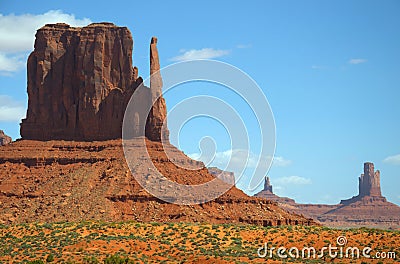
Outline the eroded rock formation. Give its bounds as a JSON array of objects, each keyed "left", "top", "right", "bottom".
[
  {"left": 145, "top": 37, "right": 169, "bottom": 142},
  {"left": 340, "top": 162, "right": 386, "bottom": 205},
  {"left": 207, "top": 167, "right": 235, "bottom": 185},
  {"left": 359, "top": 162, "right": 382, "bottom": 197},
  {"left": 317, "top": 162, "right": 400, "bottom": 228},
  {"left": 264, "top": 176, "right": 273, "bottom": 193},
  {"left": 0, "top": 130, "right": 11, "bottom": 146},
  {"left": 254, "top": 176, "right": 295, "bottom": 204},
  {"left": 20, "top": 23, "right": 168, "bottom": 142},
  {"left": 254, "top": 163, "right": 400, "bottom": 229},
  {"left": 1, "top": 22, "right": 316, "bottom": 227},
  {"left": 0, "top": 139, "right": 314, "bottom": 226}
]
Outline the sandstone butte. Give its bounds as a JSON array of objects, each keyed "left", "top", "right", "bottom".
[
  {"left": 0, "top": 130, "right": 12, "bottom": 146},
  {"left": 0, "top": 22, "right": 315, "bottom": 226},
  {"left": 255, "top": 162, "right": 400, "bottom": 229},
  {"left": 207, "top": 167, "right": 236, "bottom": 186}
]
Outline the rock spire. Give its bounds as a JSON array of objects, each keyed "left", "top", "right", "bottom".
[{"left": 358, "top": 162, "right": 382, "bottom": 197}]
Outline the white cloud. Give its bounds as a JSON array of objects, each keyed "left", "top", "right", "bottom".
[
  {"left": 187, "top": 153, "right": 201, "bottom": 160},
  {"left": 383, "top": 154, "right": 400, "bottom": 165},
  {"left": 188, "top": 149, "right": 291, "bottom": 170},
  {"left": 0, "top": 10, "right": 91, "bottom": 53},
  {"left": 274, "top": 176, "right": 312, "bottom": 185},
  {"left": 189, "top": 149, "right": 293, "bottom": 192},
  {"left": 273, "top": 156, "right": 292, "bottom": 167},
  {"left": 0, "top": 52, "right": 26, "bottom": 74},
  {"left": 348, "top": 58, "right": 367, "bottom": 65},
  {"left": 189, "top": 149, "right": 252, "bottom": 170},
  {"left": 0, "top": 95, "right": 26, "bottom": 121},
  {"left": 170, "top": 48, "right": 230, "bottom": 62},
  {"left": 0, "top": 10, "right": 91, "bottom": 74}
]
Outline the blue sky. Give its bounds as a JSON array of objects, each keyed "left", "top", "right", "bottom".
[{"left": 0, "top": 0, "right": 399, "bottom": 205}]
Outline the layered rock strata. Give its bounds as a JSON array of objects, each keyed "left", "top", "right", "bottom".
[{"left": 20, "top": 23, "right": 168, "bottom": 142}]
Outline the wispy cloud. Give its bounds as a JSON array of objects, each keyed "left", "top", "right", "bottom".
[
  {"left": 383, "top": 154, "right": 400, "bottom": 165},
  {"left": 0, "top": 95, "right": 26, "bottom": 121},
  {"left": 189, "top": 149, "right": 292, "bottom": 192},
  {"left": 189, "top": 149, "right": 257, "bottom": 170},
  {"left": 0, "top": 10, "right": 91, "bottom": 53},
  {"left": 273, "top": 185, "right": 283, "bottom": 192},
  {"left": 170, "top": 48, "right": 230, "bottom": 62},
  {"left": 0, "top": 52, "right": 26, "bottom": 74},
  {"left": 236, "top": 44, "right": 252, "bottom": 49},
  {"left": 348, "top": 58, "right": 367, "bottom": 65},
  {"left": 312, "top": 58, "right": 367, "bottom": 70},
  {"left": 274, "top": 176, "right": 312, "bottom": 185},
  {"left": 272, "top": 156, "right": 292, "bottom": 167},
  {"left": 0, "top": 10, "right": 91, "bottom": 74},
  {"left": 188, "top": 149, "right": 291, "bottom": 169}
]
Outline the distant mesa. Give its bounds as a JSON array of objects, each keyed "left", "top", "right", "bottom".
[
  {"left": 255, "top": 163, "right": 400, "bottom": 229},
  {"left": 0, "top": 130, "right": 12, "bottom": 146},
  {"left": 20, "top": 22, "right": 168, "bottom": 142},
  {"left": 317, "top": 162, "right": 400, "bottom": 228},
  {"left": 207, "top": 167, "right": 235, "bottom": 186}
]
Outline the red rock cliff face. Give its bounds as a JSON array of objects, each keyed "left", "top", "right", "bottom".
[{"left": 20, "top": 22, "right": 168, "bottom": 141}]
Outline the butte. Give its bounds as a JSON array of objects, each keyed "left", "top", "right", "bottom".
[{"left": 0, "top": 22, "right": 314, "bottom": 226}]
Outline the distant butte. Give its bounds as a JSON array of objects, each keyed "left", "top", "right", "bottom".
[
  {"left": 255, "top": 163, "right": 400, "bottom": 229},
  {"left": 340, "top": 162, "right": 385, "bottom": 204},
  {"left": 0, "top": 130, "right": 12, "bottom": 146},
  {"left": 254, "top": 176, "right": 295, "bottom": 204},
  {"left": 207, "top": 167, "right": 235, "bottom": 186},
  {"left": 318, "top": 162, "right": 400, "bottom": 228}
]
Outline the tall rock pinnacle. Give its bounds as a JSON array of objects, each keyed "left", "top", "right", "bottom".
[
  {"left": 340, "top": 162, "right": 386, "bottom": 205},
  {"left": 358, "top": 162, "right": 382, "bottom": 197},
  {"left": 150, "top": 37, "right": 162, "bottom": 98},
  {"left": 145, "top": 37, "right": 169, "bottom": 141},
  {"left": 20, "top": 23, "right": 169, "bottom": 142},
  {"left": 254, "top": 175, "right": 296, "bottom": 204},
  {"left": 264, "top": 176, "right": 273, "bottom": 193}
]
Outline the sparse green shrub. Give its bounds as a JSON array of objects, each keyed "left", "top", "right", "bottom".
[
  {"left": 104, "top": 254, "right": 134, "bottom": 264},
  {"left": 26, "top": 260, "right": 44, "bottom": 264},
  {"left": 46, "top": 253, "right": 54, "bottom": 262},
  {"left": 84, "top": 256, "right": 100, "bottom": 264}
]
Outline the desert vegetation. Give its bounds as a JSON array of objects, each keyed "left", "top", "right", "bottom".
[{"left": 0, "top": 221, "right": 398, "bottom": 263}]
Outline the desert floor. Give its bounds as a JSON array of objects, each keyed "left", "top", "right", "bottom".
[{"left": 0, "top": 221, "right": 398, "bottom": 263}]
